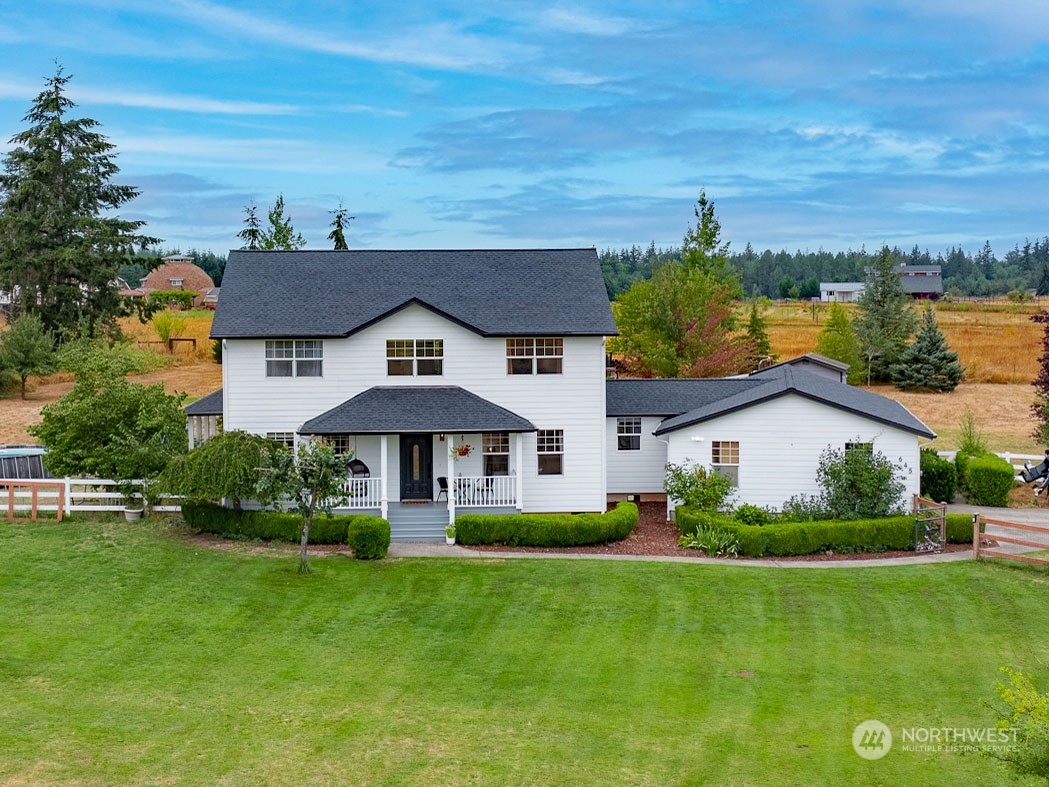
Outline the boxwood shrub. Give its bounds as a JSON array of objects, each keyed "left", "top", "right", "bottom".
[
  {"left": 347, "top": 515, "right": 391, "bottom": 560},
  {"left": 182, "top": 502, "right": 354, "bottom": 544},
  {"left": 455, "top": 502, "right": 638, "bottom": 547},
  {"left": 920, "top": 448, "right": 957, "bottom": 503},
  {"left": 964, "top": 454, "right": 1016, "bottom": 506},
  {"left": 676, "top": 505, "right": 973, "bottom": 557}
]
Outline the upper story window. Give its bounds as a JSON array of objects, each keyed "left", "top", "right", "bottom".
[
  {"left": 617, "top": 417, "right": 641, "bottom": 451},
  {"left": 265, "top": 340, "right": 323, "bottom": 377},
  {"left": 266, "top": 432, "right": 295, "bottom": 449},
  {"left": 387, "top": 339, "right": 443, "bottom": 376},
  {"left": 170, "top": 278, "right": 184, "bottom": 287},
  {"left": 506, "top": 338, "right": 563, "bottom": 375}
]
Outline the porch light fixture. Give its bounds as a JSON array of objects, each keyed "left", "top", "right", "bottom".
[{"left": 439, "top": 433, "right": 446, "bottom": 441}]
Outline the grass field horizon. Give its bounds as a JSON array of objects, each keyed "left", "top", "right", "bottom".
[{"left": 2, "top": 518, "right": 1047, "bottom": 785}]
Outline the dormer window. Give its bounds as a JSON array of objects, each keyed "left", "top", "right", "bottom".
[{"left": 170, "top": 278, "right": 183, "bottom": 287}]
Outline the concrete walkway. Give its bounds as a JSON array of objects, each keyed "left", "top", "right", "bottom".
[{"left": 385, "top": 504, "right": 1049, "bottom": 568}]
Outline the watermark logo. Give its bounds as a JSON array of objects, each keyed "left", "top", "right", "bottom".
[{"left": 853, "top": 720, "right": 892, "bottom": 760}]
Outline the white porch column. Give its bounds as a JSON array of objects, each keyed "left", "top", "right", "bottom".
[
  {"left": 380, "top": 435, "right": 389, "bottom": 520},
  {"left": 515, "top": 433, "right": 524, "bottom": 511},
  {"left": 187, "top": 418, "right": 195, "bottom": 450},
  {"left": 446, "top": 434, "right": 456, "bottom": 525}
]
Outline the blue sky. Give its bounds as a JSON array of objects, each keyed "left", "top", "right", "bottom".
[{"left": 2, "top": 1, "right": 1049, "bottom": 257}]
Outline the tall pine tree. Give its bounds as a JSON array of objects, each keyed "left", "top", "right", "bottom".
[
  {"left": 0, "top": 67, "right": 159, "bottom": 338},
  {"left": 889, "top": 304, "right": 963, "bottom": 392},
  {"left": 815, "top": 303, "right": 863, "bottom": 384},
  {"left": 853, "top": 247, "right": 916, "bottom": 383}
]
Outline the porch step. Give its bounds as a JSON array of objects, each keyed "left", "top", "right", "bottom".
[
  {"left": 388, "top": 501, "right": 446, "bottom": 542},
  {"left": 390, "top": 522, "right": 446, "bottom": 542}
]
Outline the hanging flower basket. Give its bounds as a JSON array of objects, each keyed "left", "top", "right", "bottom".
[{"left": 451, "top": 443, "right": 473, "bottom": 459}]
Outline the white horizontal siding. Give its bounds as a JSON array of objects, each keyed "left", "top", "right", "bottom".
[
  {"left": 221, "top": 305, "right": 607, "bottom": 512},
  {"left": 664, "top": 393, "right": 922, "bottom": 513},
  {"left": 606, "top": 416, "right": 668, "bottom": 494}
]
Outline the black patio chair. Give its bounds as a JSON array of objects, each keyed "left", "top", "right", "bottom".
[
  {"left": 436, "top": 476, "right": 449, "bottom": 502},
  {"left": 348, "top": 459, "right": 370, "bottom": 478}
]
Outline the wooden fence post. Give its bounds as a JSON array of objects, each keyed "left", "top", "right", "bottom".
[{"left": 972, "top": 513, "right": 981, "bottom": 560}]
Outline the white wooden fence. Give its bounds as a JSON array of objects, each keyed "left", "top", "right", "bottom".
[{"left": 0, "top": 478, "right": 182, "bottom": 517}]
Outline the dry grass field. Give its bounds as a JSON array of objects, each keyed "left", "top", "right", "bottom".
[{"left": 761, "top": 299, "right": 1045, "bottom": 452}]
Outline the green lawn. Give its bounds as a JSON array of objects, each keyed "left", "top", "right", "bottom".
[{"left": 1, "top": 519, "right": 1047, "bottom": 786}]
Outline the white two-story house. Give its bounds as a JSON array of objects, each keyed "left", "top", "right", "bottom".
[{"left": 204, "top": 248, "right": 617, "bottom": 539}]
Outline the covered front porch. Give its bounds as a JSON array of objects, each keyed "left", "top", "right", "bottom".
[{"left": 300, "top": 386, "right": 535, "bottom": 539}]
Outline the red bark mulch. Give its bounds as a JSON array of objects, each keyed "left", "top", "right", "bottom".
[{"left": 470, "top": 502, "right": 971, "bottom": 562}]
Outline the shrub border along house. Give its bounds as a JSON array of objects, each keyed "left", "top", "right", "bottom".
[
  {"left": 675, "top": 507, "right": 974, "bottom": 557},
  {"left": 181, "top": 502, "right": 390, "bottom": 559},
  {"left": 455, "top": 502, "right": 638, "bottom": 547}
]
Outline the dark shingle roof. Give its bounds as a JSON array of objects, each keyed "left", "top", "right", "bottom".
[
  {"left": 211, "top": 249, "right": 617, "bottom": 339},
  {"left": 298, "top": 386, "right": 536, "bottom": 434},
  {"left": 184, "top": 389, "right": 223, "bottom": 416},
  {"left": 652, "top": 366, "right": 935, "bottom": 438},
  {"left": 606, "top": 378, "right": 761, "bottom": 417}
]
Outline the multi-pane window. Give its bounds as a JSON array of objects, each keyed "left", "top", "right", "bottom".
[
  {"left": 846, "top": 441, "right": 873, "bottom": 455},
  {"left": 506, "top": 338, "right": 563, "bottom": 375},
  {"left": 266, "top": 432, "right": 295, "bottom": 449},
  {"left": 265, "top": 340, "right": 323, "bottom": 377},
  {"left": 327, "top": 435, "right": 352, "bottom": 457},
  {"left": 387, "top": 339, "right": 443, "bottom": 376},
  {"left": 617, "top": 417, "right": 641, "bottom": 451},
  {"left": 711, "top": 440, "right": 740, "bottom": 487},
  {"left": 537, "top": 429, "right": 564, "bottom": 475},
  {"left": 483, "top": 433, "right": 510, "bottom": 476}
]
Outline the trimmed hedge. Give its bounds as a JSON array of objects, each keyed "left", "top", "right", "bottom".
[
  {"left": 676, "top": 506, "right": 973, "bottom": 557},
  {"left": 181, "top": 502, "right": 382, "bottom": 545},
  {"left": 964, "top": 454, "right": 1016, "bottom": 507},
  {"left": 920, "top": 448, "right": 957, "bottom": 504},
  {"left": 455, "top": 502, "right": 638, "bottom": 547},
  {"left": 347, "top": 516, "right": 391, "bottom": 560}
]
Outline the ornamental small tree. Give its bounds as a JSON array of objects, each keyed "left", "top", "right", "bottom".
[
  {"left": 664, "top": 460, "right": 735, "bottom": 511},
  {"left": 160, "top": 430, "right": 281, "bottom": 508},
  {"left": 0, "top": 313, "right": 56, "bottom": 399},
  {"left": 256, "top": 439, "right": 349, "bottom": 574},
  {"left": 889, "top": 304, "right": 963, "bottom": 392}
]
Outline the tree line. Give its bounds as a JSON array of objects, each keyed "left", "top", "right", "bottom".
[{"left": 601, "top": 239, "right": 1049, "bottom": 300}]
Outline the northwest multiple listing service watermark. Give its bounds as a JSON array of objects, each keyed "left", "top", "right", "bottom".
[{"left": 852, "top": 720, "right": 1018, "bottom": 760}]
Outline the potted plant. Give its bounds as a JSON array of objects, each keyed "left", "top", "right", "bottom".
[
  {"left": 450, "top": 443, "right": 473, "bottom": 460},
  {"left": 119, "top": 481, "right": 144, "bottom": 521},
  {"left": 445, "top": 524, "right": 456, "bottom": 545}
]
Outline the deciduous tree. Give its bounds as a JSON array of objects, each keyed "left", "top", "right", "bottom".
[
  {"left": 0, "top": 67, "right": 160, "bottom": 338},
  {"left": 0, "top": 313, "right": 56, "bottom": 399},
  {"left": 161, "top": 430, "right": 280, "bottom": 509},
  {"left": 1030, "top": 310, "right": 1049, "bottom": 445},
  {"left": 256, "top": 439, "right": 349, "bottom": 574},
  {"left": 609, "top": 194, "right": 748, "bottom": 377}
]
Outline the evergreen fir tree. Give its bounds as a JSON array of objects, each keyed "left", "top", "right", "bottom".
[
  {"left": 744, "top": 300, "right": 775, "bottom": 369},
  {"left": 237, "top": 204, "right": 262, "bottom": 250},
  {"left": 853, "top": 247, "right": 916, "bottom": 383},
  {"left": 260, "top": 194, "right": 306, "bottom": 250},
  {"left": 815, "top": 303, "right": 863, "bottom": 384},
  {"left": 328, "top": 204, "right": 353, "bottom": 250},
  {"left": 0, "top": 67, "right": 160, "bottom": 338},
  {"left": 888, "top": 304, "right": 963, "bottom": 392}
]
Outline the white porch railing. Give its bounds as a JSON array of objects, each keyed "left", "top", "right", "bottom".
[
  {"left": 453, "top": 475, "right": 516, "bottom": 507},
  {"left": 340, "top": 476, "right": 383, "bottom": 509}
]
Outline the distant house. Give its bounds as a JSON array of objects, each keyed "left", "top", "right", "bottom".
[
  {"left": 821, "top": 263, "right": 943, "bottom": 302},
  {"left": 139, "top": 256, "right": 216, "bottom": 308}
]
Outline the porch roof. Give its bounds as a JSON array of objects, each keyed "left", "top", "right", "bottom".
[
  {"left": 184, "top": 388, "right": 223, "bottom": 416},
  {"left": 299, "top": 386, "right": 536, "bottom": 435}
]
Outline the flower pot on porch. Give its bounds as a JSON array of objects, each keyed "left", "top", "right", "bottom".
[{"left": 445, "top": 535, "right": 456, "bottom": 545}]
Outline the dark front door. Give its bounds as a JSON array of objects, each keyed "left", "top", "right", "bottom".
[{"left": 399, "top": 434, "right": 433, "bottom": 501}]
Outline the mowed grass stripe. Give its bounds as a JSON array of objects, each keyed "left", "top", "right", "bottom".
[{"left": 0, "top": 519, "right": 1045, "bottom": 785}]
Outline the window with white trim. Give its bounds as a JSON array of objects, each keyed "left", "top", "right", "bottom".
[
  {"left": 327, "top": 435, "right": 352, "bottom": 457},
  {"left": 712, "top": 440, "right": 739, "bottom": 487},
  {"left": 387, "top": 339, "right": 443, "bottom": 376},
  {"left": 617, "top": 417, "right": 641, "bottom": 451},
  {"left": 170, "top": 278, "right": 184, "bottom": 287},
  {"left": 506, "top": 338, "right": 563, "bottom": 375},
  {"left": 266, "top": 432, "right": 295, "bottom": 449},
  {"left": 265, "top": 340, "right": 323, "bottom": 377},
  {"left": 846, "top": 441, "right": 873, "bottom": 455},
  {"left": 483, "top": 433, "right": 510, "bottom": 476},
  {"left": 537, "top": 429, "right": 564, "bottom": 475}
]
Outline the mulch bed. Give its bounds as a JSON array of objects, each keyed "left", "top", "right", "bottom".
[{"left": 469, "top": 501, "right": 972, "bottom": 562}]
